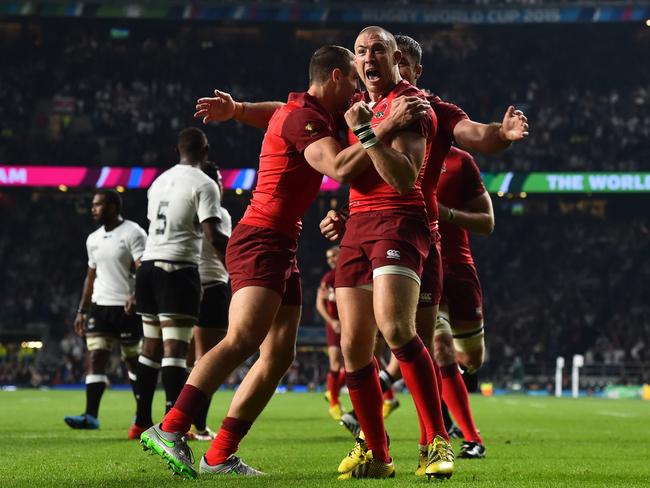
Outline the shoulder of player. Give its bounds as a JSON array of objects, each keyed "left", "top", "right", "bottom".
[
  {"left": 87, "top": 227, "right": 103, "bottom": 242},
  {"left": 121, "top": 219, "right": 147, "bottom": 236}
]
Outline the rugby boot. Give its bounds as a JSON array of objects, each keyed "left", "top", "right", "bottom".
[
  {"left": 140, "top": 424, "right": 197, "bottom": 479},
  {"left": 425, "top": 435, "right": 455, "bottom": 480},
  {"left": 199, "top": 454, "right": 265, "bottom": 476}
]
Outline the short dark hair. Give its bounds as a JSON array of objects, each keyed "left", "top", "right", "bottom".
[
  {"left": 177, "top": 127, "right": 209, "bottom": 161},
  {"left": 309, "top": 45, "right": 354, "bottom": 85},
  {"left": 395, "top": 34, "right": 422, "bottom": 66},
  {"left": 96, "top": 189, "right": 122, "bottom": 214}
]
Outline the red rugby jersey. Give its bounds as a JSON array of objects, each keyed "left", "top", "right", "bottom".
[
  {"left": 320, "top": 269, "right": 339, "bottom": 321},
  {"left": 421, "top": 95, "right": 469, "bottom": 231},
  {"left": 347, "top": 80, "right": 436, "bottom": 214},
  {"left": 438, "top": 147, "right": 486, "bottom": 265},
  {"left": 240, "top": 92, "right": 339, "bottom": 239}
]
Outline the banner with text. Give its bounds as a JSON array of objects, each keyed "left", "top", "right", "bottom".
[{"left": 3, "top": 167, "right": 650, "bottom": 194}]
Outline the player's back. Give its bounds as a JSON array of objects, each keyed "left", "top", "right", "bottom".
[{"left": 143, "top": 164, "right": 219, "bottom": 264}]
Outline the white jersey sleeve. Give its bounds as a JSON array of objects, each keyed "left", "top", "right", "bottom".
[
  {"left": 126, "top": 222, "right": 147, "bottom": 262},
  {"left": 86, "top": 234, "right": 97, "bottom": 269},
  {"left": 196, "top": 181, "right": 221, "bottom": 224},
  {"left": 199, "top": 207, "right": 232, "bottom": 285}
]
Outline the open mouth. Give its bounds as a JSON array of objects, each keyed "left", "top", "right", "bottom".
[{"left": 365, "top": 69, "right": 380, "bottom": 82}]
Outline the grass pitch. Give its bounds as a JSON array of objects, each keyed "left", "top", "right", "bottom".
[{"left": 1, "top": 389, "right": 649, "bottom": 487}]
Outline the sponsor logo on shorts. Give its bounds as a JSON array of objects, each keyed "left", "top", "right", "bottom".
[
  {"left": 420, "top": 292, "right": 432, "bottom": 302},
  {"left": 386, "top": 249, "right": 401, "bottom": 260},
  {"left": 87, "top": 318, "right": 96, "bottom": 330}
]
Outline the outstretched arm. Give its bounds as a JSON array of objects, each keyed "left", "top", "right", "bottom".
[
  {"left": 194, "top": 89, "right": 283, "bottom": 130},
  {"left": 454, "top": 106, "right": 529, "bottom": 155}
]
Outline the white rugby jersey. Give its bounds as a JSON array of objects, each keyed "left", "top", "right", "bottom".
[
  {"left": 87, "top": 219, "right": 147, "bottom": 306},
  {"left": 199, "top": 207, "right": 232, "bottom": 285},
  {"left": 142, "top": 164, "right": 221, "bottom": 264}
]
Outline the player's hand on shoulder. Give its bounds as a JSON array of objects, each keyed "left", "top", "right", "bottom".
[
  {"left": 344, "top": 101, "right": 373, "bottom": 130},
  {"left": 500, "top": 105, "right": 529, "bottom": 142},
  {"left": 73, "top": 312, "right": 88, "bottom": 336},
  {"left": 195, "top": 89, "right": 236, "bottom": 124},
  {"left": 387, "top": 96, "right": 431, "bottom": 130},
  {"left": 320, "top": 210, "right": 345, "bottom": 241}
]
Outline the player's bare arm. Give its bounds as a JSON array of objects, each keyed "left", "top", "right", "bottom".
[
  {"left": 438, "top": 191, "right": 495, "bottom": 235},
  {"left": 316, "top": 284, "right": 340, "bottom": 332},
  {"left": 123, "top": 260, "right": 142, "bottom": 315},
  {"left": 201, "top": 217, "right": 229, "bottom": 263},
  {"left": 194, "top": 89, "right": 283, "bottom": 130},
  {"left": 346, "top": 100, "right": 427, "bottom": 194},
  {"left": 304, "top": 96, "right": 430, "bottom": 183},
  {"left": 454, "top": 106, "right": 529, "bottom": 155},
  {"left": 74, "top": 267, "right": 96, "bottom": 336}
]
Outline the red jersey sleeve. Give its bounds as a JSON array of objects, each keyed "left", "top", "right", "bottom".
[
  {"left": 431, "top": 98, "right": 468, "bottom": 140},
  {"left": 462, "top": 153, "right": 487, "bottom": 202},
  {"left": 280, "top": 108, "right": 336, "bottom": 154}
]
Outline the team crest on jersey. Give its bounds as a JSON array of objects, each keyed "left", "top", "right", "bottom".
[{"left": 374, "top": 101, "right": 388, "bottom": 119}]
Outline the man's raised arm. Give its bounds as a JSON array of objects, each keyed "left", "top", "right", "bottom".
[{"left": 194, "top": 89, "right": 283, "bottom": 130}]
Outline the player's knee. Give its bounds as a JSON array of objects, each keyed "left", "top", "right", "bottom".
[
  {"left": 453, "top": 323, "right": 485, "bottom": 371},
  {"left": 141, "top": 337, "right": 163, "bottom": 360},
  {"left": 434, "top": 334, "right": 456, "bottom": 366},
  {"left": 87, "top": 335, "right": 113, "bottom": 352},
  {"left": 161, "top": 326, "right": 193, "bottom": 357},
  {"left": 120, "top": 341, "right": 141, "bottom": 361},
  {"left": 382, "top": 325, "right": 416, "bottom": 349},
  {"left": 459, "top": 349, "right": 485, "bottom": 372}
]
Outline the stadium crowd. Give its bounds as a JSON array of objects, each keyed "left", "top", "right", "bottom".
[
  {"left": 0, "top": 20, "right": 648, "bottom": 171},
  {"left": 1, "top": 189, "right": 648, "bottom": 388}
]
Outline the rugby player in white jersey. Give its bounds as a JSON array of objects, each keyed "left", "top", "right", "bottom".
[
  {"left": 187, "top": 161, "right": 233, "bottom": 441},
  {"left": 65, "top": 190, "right": 147, "bottom": 434},
  {"left": 130, "top": 128, "right": 228, "bottom": 438}
]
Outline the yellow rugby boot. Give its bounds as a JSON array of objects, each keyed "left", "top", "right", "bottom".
[
  {"left": 337, "top": 433, "right": 368, "bottom": 474},
  {"left": 338, "top": 450, "right": 395, "bottom": 480},
  {"left": 425, "top": 435, "right": 455, "bottom": 480},
  {"left": 329, "top": 403, "right": 344, "bottom": 421},
  {"left": 414, "top": 444, "right": 428, "bottom": 476},
  {"left": 382, "top": 398, "right": 400, "bottom": 419}
]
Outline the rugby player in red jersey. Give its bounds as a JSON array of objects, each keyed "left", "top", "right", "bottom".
[
  {"left": 322, "top": 33, "right": 528, "bottom": 475},
  {"left": 436, "top": 146, "right": 493, "bottom": 458},
  {"left": 332, "top": 26, "right": 450, "bottom": 480},
  {"left": 140, "top": 45, "right": 428, "bottom": 479},
  {"left": 315, "top": 245, "right": 347, "bottom": 420}
]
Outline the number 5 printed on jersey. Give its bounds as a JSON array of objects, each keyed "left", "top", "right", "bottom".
[{"left": 155, "top": 201, "right": 169, "bottom": 235}]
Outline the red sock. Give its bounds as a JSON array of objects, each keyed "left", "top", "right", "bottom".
[
  {"left": 161, "top": 384, "right": 207, "bottom": 433},
  {"left": 441, "top": 364, "right": 482, "bottom": 443},
  {"left": 393, "top": 336, "right": 448, "bottom": 443},
  {"left": 434, "top": 362, "right": 443, "bottom": 397},
  {"left": 204, "top": 417, "right": 253, "bottom": 466},
  {"left": 327, "top": 370, "right": 340, "bottom": 406},
  {"left": 337, "top": 369, "right": 346, "bottom": 393},
  {"left": 346, "top": 363, "right": 390, "bottom": 463},
  {"left": 415, "top": 401, "right": 427, "bottom": 445},
  {"left": 383, "top": 387, "right": 395, "bottom": 401}
]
